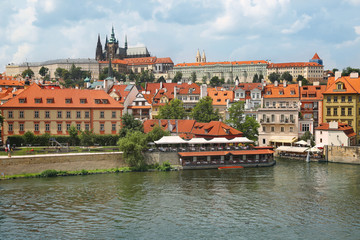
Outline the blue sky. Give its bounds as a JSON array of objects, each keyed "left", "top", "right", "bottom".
[{"left": 1, "top": 0, "right": 360, "bottom": 73}]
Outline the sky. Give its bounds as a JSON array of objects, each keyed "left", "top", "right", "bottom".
[{"left": 1, "top": 0, "right": 360, "bottom": 73}]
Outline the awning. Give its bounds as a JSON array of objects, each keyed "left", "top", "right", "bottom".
[
  {"left": 228, "top": 137, "right": 254, "bottom": 143},
  {"left": 270, "top": 136, "right": 297, "bottom": 143},
  {"left": 314, "top": 143, "right": 325, "bottom": 149},
  {"left": 207, "top": 137, "right": 232, "bottom": 144},
  {"left": 295, "top": 140, "right": 308, "bottom": 146},
  {"left": 186, "top": 138, "right": 210, "bottom": 144},
  {"left": 306, "top": 147, "right": 321, "bottom": 153},
  {"left": 154, "top": 136, "right": 188, "bottom": 144},
  {"left": 276, "top": 146, "right": 308, "bottom": 153}
]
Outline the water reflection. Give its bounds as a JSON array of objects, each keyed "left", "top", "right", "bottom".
[{"left": 1, "top": 159, "right": 360, "bottom": 239}]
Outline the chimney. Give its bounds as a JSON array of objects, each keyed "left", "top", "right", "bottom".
[
  {"left": 200, "top": 84, "right": 207, "bottom": 98},
  {"left": 274, "top": 80, "right": 278, "bottom": 87},
  {"left": 313, "top": 81, "right": 319, "bottom": 86},
  {"left": 329, "top": 121, "right": 338, "bottom": 129},
  {"left": 298, "top": 79, "right": 302, "bottom": 87},
  {"left": 283, "top": 80, "right": 287, "bottom": 88},
  {"left": 160, "top": 81, "right": 163, "bottom": 89},
  {"left": 350, "top": 72, "right": 359, "bottom": 78},
  {"left": 174, "top": 86, "right": 177, "bottom": 99},
  {"left": 335, "top": 71, "right": 341, "bottom": 80}
]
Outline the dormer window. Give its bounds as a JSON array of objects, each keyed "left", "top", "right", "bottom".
[
  {"left": 267, "top": 91, "right": 271, "bottom": 95},
  {"left": 65, "top": 98, "right": 72, "bottom": 104},
  {"left": 80, "top": 98, "right": 87, "bottom": 104},
  {"left": 46, "top": 98, "right": 54, "bottom": 103},
  {"left": 102, "top": 99, "right": 109, "bottom": 104},
  {"left": 291, "top": 90, "right": 295, "bottom": 95},
  {"left": 337, "top": 83, "right": 342, "bottom": 90},
  {"left": 279, "top": 91, "right": 284, "bottom": 95},
  {"left": 95, "top": 99, "right": 101, "bottom": 104},
  {"left": 35, "top": 98, "right": 42, "bottom": 103},
  {"left": 19, "top": 98, "right": 26, "bottom": 103}
]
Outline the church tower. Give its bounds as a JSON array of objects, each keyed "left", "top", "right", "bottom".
[
  {"left": 107, "top": 26, "right": 119, "bottom": 60},
  {"left": 95, "top": 34, "right": 104, "bottom": 61},
  {"left": 196, "top": 49, "right": 201, "bottom": 63},
  {"left": 201, "top": 50, "right": 206, "bottom": 63}
]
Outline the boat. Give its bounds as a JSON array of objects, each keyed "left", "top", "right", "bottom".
[{"left": 218, "top": 166, "right": 244, "bottom": 170}]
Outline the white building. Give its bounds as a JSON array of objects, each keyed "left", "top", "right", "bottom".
[{"left": 315, "top": 121, "right": 356, "bottom": 147}]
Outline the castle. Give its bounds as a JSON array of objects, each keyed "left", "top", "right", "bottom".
[{"left": 95, "top": 26, "right": 151, "bottom": 61}]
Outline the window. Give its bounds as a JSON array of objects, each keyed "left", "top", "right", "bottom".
[
  {"left": 271, "top": 115, "right": 275, "bottom": 122},
  {"left": 47, "top": 98, "right": 54, "bottom": 103},
  {"left": 19, "top": 123, "right": 24, "bottom": 132},
  {"left": 341, "top": 96, "right": 345, "bottom": 102},
  {"left": 8, "top": 111, "right": 13, "bottom": 118},
  {"left": 327, "top": 108, "right": 331, "bottom": 116},
  {"left": 80, "top": 99, "right": 87, "bottom": 104},
  {"left": 85, "top": 111, "right": 90, "bottom": 118},
  {"left": 272, "top": 102, "right": 276, "bottom": 107},
  {"left": 76, "top": 111, "right": 81, "bottom": 118},
  {"left": 334, "top": 96, "right": 338, "bottom": 102},
  {"left": 262, "top": 126, "right": 266, "bottom": 132},
  {"left": 66, "top": 124, "right": 71, "bottom": 131},
  {"left": 281, "top": 127, "right": 284, "bottom": 132},
  {"left": 327, "top": 96, "right": 331, "bottom": 102},
  {"left": 45, "top": 111, "right": 50, "bottom": 118},
  {"left": 45, "top": 124, "right": 50, "bottom": 132},
  {"left": 100, "top": 111, "right": 104, "bottom": 118},
  {"left": 280, "top": 115, "right": 284, "bottom": 122},
  {"left": 66, "top": 111, "right": 71, "bottom": 118},
  {"left": 85, "top": 123, "right": 90, "bottom": 131},
  {"left": 100, "top": 123, "right": 104, "bottom": 132},
  {"left": 348, "top": 121, "right": 352, "bottom": 126},
  {"left": 35, "top": 98, "right": 42, "bottom": 103},
  {"left": 337, "top": 84, "right": 342, "bottom": 89},
  {"left": 8, "top": 123, "right": 13, "bottom": 132},
  {"left": 34, "top": 111, "right": 39, "bottom": 118},
  {"left": 34, "top": 123, "right": 39, "bottom": 132},
  {"left": 290, "top": 127, "right": 293, "bottom": 132},
  {"left": 112, "top": 123, "right": 116, "bottom": 131},
  {"left": 102, "top": 99, "right": 109, "bottom": 104},
  {"left": 348, "top": 108, "right": 352, "bottom": 116},
  {"left": 263, "top": 139, "right": 266, "bottom": 144},
  {"left": 19, "top": 98, "right": 26, "bottom": 103},
  {"left": 302, "top": 123, "right": 310, "bottom": 132},
  {"left": 18, "top": 111, "right": 24, "bottom": 118},
  {"left": 57, "top": 111, "right": 62, "bottom": 118},
  {"left": 77, "top": 124, "right": 81, "bottom": 131},
  {"left": 271, "top": 126, "right": 275, "bottom": 132},
  {"left": 333, "top": 108, "right": 338, "bottom": 116},
  {"left": 65, "top": 98, "right": 72, "bottom": 104},
  {"left": 57, "top": 123, "right": 62, "bottom": 131},
  {"left": 341, "top": 108, "right": 346, "bottom": 116},
  {"left": 348, "top": 96, "right": 352, "bottom": 102},
  {"left": 112, "top": 111, "right": 116, "bottom": 118}
]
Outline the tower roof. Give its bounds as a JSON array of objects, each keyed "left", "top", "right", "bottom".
[{"left": 312, "top": 53, "right": 320, "bottom": 60}]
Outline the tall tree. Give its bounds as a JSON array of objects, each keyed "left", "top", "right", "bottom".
[
  {"left": 118, "top": 131, "right": 147, "bottom": 170},
  {"left": 280, "top": 71, "right": 293, "bottom": 82},
  {"left": 239, "top": 116, "right": 260, "bottom": 142},
  {"left": 268, "top": 72, "right": 280, "bottom": 83},
  {"left": 191, "top": 96, "right": 220, "bottom": 122},
  {"left": 157, "top": 76, "right": 166, "bottom": 83},
  {"left": 297, "top": 75, "right": 310, "bottom": 86},
  {"left": 119, "top": 113, "right": 143, "bottom": 137},
  {"left": 252, "top": 73, "right": 259, "bottom": 83},
  {"left": 21, "top": 69, "right": 34, "bottom": 78},
  {"left": 209, "top": 76, "right": 224, "bottom": 87},
  {"left": 202, "top": 75, "right": 208, "bottom": 84},
  {"left": 39, "top": 66, "right": 49, "bottom": 77},
  {"left": 341, "top": 67, "right": 360, "bottom": 76},
  {"left": 226, "top": 101, "right": 245, "bottom": 130},
  {"left": 190, "top": 72, "right": 197, "bottom": 82},
  {"left": 157, "top": 98, "right": 187, "bottom": 119},
  {"left": 173, "top": 72, "right": 182, "bottom": 83},
  {"left": 146, "top": 125, "right": 170, "bottom": 142}
]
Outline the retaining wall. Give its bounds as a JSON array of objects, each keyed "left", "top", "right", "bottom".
[
  {"left": 144, "top": 152, "right": 180, "bottom": 166},
  {"left": 0, "top": 152, "right": 125, "bottom": 176},
  {"left": 326, "top": 146, "right": 360, "bottom": 164}
]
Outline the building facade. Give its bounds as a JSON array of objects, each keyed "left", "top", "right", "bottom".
[{"left": 0, "top": 84, "right": 123, "bottom": 141}]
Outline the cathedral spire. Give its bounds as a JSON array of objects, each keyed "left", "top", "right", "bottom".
[
  {"left": 95, "top": 34, "right": 103, "bottom": 61},
  {"left": 201, "top": 50, "right": 206, "bottom": 63},
  {"left": 125, "top": 35, "right": 128, "bottom": 50},
  {"left": 196, "top": 49, "right": 201, "bottom": 63}
]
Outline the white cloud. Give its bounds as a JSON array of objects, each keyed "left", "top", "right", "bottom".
[
  {"left": 12, "top": 43, "right": 33, "bottom": 64},
  {"left": 354, "top": 26, "right": 360, "bottom": 35},
  {"left": 335, "top": 26, "right": 360, "bottom": 48},
  {"left": 344, "top": 0, "right": 360, "bottom": 5},
  {"left": 281, "top": 14, "right": 312, "bottom": 34},
  {"left": 43, "top": 0, "right": 56, "bottom": 13}
]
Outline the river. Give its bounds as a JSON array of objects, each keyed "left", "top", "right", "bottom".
[{"left": 1, "top": 158, "right": 360, "bottom": 239}]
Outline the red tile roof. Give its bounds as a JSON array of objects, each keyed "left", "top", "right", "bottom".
[
  {"left": 263, "top": 83, "right": 299, "bottom": 98},
  {"left": 323, "top": 76, "right": 360, "bottom": 95},
  {"left": 300, "top": 85, "right": 326, "bottom": 100},
  {"left": 109, "top": 85, "right": 132, "bottom": 103},
  {"left": 267, "top": 62, "right": 322, "bottom": 68},
  {"left": 178, "top": 149, "right": 273, "bottom": 157},
  {"left": 207, "top": 88, "right": 234, "bottom": 105},
  {"left": 124, "top": 57, "right": 157, "bottom": 65},
  {"left": 234, "top": 83, "right": 262, "bottom": 91},
  {"left": 315, "top": 122, "right": 356, "bottom": 138},
  {"left": 312, "top": 53, "right": 321, "bottom": 60},
  {"left": 177, "top": 82, "right": 200, "bottom": 95},
  {"left": 144, "top": 83, "right": 161, "bottom": 96},
  {"left": 191, "top": 121, "right": 242, "bottom": 138},
  {"left": 175, "top": 60, "right": 268, "bottom": 67},
  {"left": 0, "top": 79, "right": 25, "bottom": 87},
  {"left": 155, "top": 57, "right": 173, "bottom": 64},
  {"left": 1, "top": 84, "right": 123, "bottom": 109}
]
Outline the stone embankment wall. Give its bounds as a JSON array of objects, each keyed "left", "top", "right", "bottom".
[
  {"left": 144, "top": 152, "right": 180, "bottom": 166},
  {"left": 0, "top": 152, "right": 125, "bottom": 176},
  {"left": 326, "top": 146, "right": 360, "bottom": 164}
]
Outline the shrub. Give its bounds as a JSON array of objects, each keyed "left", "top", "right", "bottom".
[
  {"left": 157, "top": 161, "right": 172, "bottom": 171},
  {"left": 23, "top": 131, "right": 36, "bottom": 145},
  {"left": 80, "top": 169, "right": 88, "bottom": 175},
  {"left": 40, "top": 169, "right": 58, "bottom": 177},
  {"left": 7, "top": 135, "right": 25, "bottom": 146}
]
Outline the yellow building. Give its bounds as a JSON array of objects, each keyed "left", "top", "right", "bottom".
[
  {"left": 0, "top": 84, "right": 123, "bottom": 141},
  {"left": 322, "top": 74, "right": 360, "bottom": 144}
]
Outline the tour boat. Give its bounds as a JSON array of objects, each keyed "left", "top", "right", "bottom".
[{"left": 218, "top": 166, "right": 244, "bottom": 170}]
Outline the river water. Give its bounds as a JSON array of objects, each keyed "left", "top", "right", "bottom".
[{"left": 1, "top": 159, "right": 360, "bottom": 240}]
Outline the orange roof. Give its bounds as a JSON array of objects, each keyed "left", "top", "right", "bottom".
[
  {"left": 315, "top": 122, "right": 356, "bottom": 138},
  {"left": 144, "top": 119, "right": 196, "bottom": 134},
  {"left": 300, "top": 85, "right": 326, "bottom": 100},
  {"left": 191, "top": 121, "right": 242, "bottom": 137},
  {"left": 267, "top": 62, "right": 322, "bottom": 68},
  {"left": 1, "top": 84, "right": 123, "bottom": 109},
  {"left": 155, "top": 57, "right": 173, "bottom": 64},
  {"left": 178, "top": 149, "right": 274, "bottom": 157},
  {"left": 323, "top": 76, "right": 360, "bottom": 95},
  {"left": 207, "top": 88, "right": 234, "bottom": 105},
  {"left": 109, "top": 85, "right": 133, "bottom": 103},
  {"left": 99, "top": 59, "right": 127, "bottom": 64},
  {"left": 175, "top": 60, "right": 268, "bottom": 67},
  {"left": 234, "top": 83, "right": 262, "bottom": 91},
  {"left": 177, "top": 82, "right": 200, "bottom": 95},
  {"left": 312, "top": 53, "right": 320, "bottom": 60},
  {"left": 124, "top": 57, "right": 157, "bottom": 65},
  {"left": 0, "top": 79, "right": 25, "bottom": 87},
  {"left": 263, "top": 83, "right": 299, "bottom": 98}
]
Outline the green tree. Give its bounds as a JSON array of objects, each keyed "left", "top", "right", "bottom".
[
  {"left": 259, "top": 74, "right": 264, "bottom": 81},
  {"left": 226, "top": 101, "right": 245, "bottom": 130},
  {"left": 157, "top": 76, "right": 166, "bottom": 83},
  {"left": 239, "top": 116, "right": 260, "bottom": 142},
  {"left": 300, "top": 131, "right": 314, "bottom": 146},
  {"left": 297, "top": 75, "right": 310, "bottom": 86},
  {"left": 253, "top": 73, "right": 259, "bottom": 83},
  {"left": 202, "top": 75, "right": 208, "bottom": 84},
  {"left": 117, "top": 131, "right": 147, "bottom": 170},
  {"left": 79, "top": 130, "right": 95, "bottom": 146},
  {"left": 146, "top": 125, "right": 170, "bottom": 143},
  {"left": 119, "top": 113, "right": 143, "bottom": 137},
  {"left": 173, "top": 72, "right": 182, "bottom": 83},
  {"left": 280, "top": 71, "right": 293, "bottom": 82},
  {"left": 191, "top": 96, "right": 220, "bottom": 122},
  {"left": 22, "top": 69, "right": 34, "bottom": 78},
  {"left": 190, "top": 72, "right": 197, "bottom": 82},
  {"left": 157, "top": 98, "right": 187, "bottom": 119},
  {"left": 68, "top": 125, "right": 79, "bottom": 146},
  {"left": 268, "top": 72, "right": 280, "bottom": 83},
  {"left": 39, "top": 66, "right": 49, "bottom": 77},
  {"left": 23, "top": 131, "right": 35, "bottom": 145},
  {"left": 341, "top": 67, "right": 360, "bottom": 76},
  {"left": 332, "top": 68, "right": 338, "bottom": 74},
  {"left": 209, "top": 76, "right": 224, "bottom": 87}
]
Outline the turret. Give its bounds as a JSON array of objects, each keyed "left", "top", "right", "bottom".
[
  {"left": 125, "top": 35, "right": 128, "bottom": 50},
  {"left": 201, "top": 50, "right": 206, "bottom": 63},
  {"left": 196, "top": 49, "right": 201, "bottom": 63},
  {"left": 95, "top": 34, "right": 103, "bottom": 61}
]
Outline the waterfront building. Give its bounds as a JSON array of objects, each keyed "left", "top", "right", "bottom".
[
  {"left": 257, "top": 81, "right": 300, "bottom": 147},
  {"left": 322, "top": 72, "right": 360, "bottom": 144},
  {"left": 315, "top": 121, "right": 356, "bottom": 146},
  {"left": 207, "top": 87, "right": 234, "bottom": 120},
  {"left": 267, "top": 53, "right": 324, "bottom": 83},
  {"left": 0, "top": 84, "right": 123, "bottom": 141},
  {"left": 126, "top": 92, "right": 152, "bottom": 120},
  {"left": 169, "top": 58, "right": 268, "bottom": 83},
  {"left": 174, "top": 82, "right": 204, "bottom": 114}
]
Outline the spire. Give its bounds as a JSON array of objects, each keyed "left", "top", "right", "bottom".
[
  {"left": 196, "top": 49, "right": 201, "bottom": 63},
  {"left": 109, "top": 26, "right": 117, "bottom": 43},
  {"left": 201, "top": 50, "right": 206, "bottom": 63},
  {"left": 125, "top": 35, "right": 128, "bottom": 50},
  {"left": 96, "top": 34, "right": 103, "bottom": 61}
]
